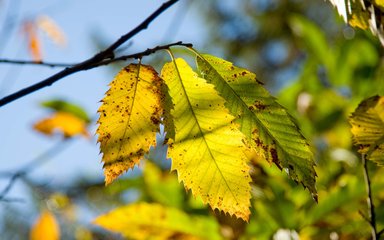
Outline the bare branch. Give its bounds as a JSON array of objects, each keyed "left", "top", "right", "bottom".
[
  {"left": 0, "top": 59, "right": 73, "bottom": 67},
  {"left": 0, "top": 0, "right": 180, "bottom": 107},
  {"left": 93, "top": 41, "right": 192, "bottom": 67}
]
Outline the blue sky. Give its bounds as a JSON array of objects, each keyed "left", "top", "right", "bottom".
[{"left": 0, "top": 0, "right": 207, "bottom": 222}]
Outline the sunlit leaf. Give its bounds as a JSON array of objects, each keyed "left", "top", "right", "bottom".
[
  {"left": 197, "top": 54, "right": 317, "bottom": 199},
  {"left": 348, "top": 3, "right": 369, "bottom": 30},
  {"left": 376, "top": 0, "right": 384, "bottom": 8},
  {"left": 30, "top": 210, "right": 60, "bottom": 240},
  {"left": 97, "top": 64, "right": 163, "bottom": 185},
  {"left": 36, "top": 15, "right": 67, "bottom": 46},
  {"left": 33, "top": 111, "right": 89, "bottom": 138},
  {"left": 41, "top": 99, "right": 90, "bottom": 122},
  {"left": 93, "top": 203, "right": 221, "bottom": 240},
  {"left": 162, "top": 58, "right": 251, "bottom": 220},
  {"left": 350, "top": 95, "right": 384, "bottom": 165}
]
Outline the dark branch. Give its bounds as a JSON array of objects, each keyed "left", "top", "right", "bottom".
[
  {"left": 0, "top": 59, "right": 73, "bottom": 67},
  {"left": 93, "top": 41, "right": 192, "bottom": 67},
  {"left": 362, "top": 154, "right": 378, "bottom": 239},
  {"left": 0, "top": 0, "right": 180, "bottom": 107}
]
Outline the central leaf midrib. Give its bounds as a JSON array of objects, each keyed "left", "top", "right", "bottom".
[
  {"left": 117, "top": 64, "right": 141, "bottom": 161},
  {"left": 171, "top": 60, "right": 239, "bottom": 204}
]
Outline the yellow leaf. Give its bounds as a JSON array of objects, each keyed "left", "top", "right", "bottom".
[
  {"left": 36, "top": 15, "right": 67, "bottom": 47},
  {"left": 375, "top": 0, "right": 384, "bottom": 8},
  {"left": 97, "top": 64, "right": 163, "bottom": 185},
  {"left": 348, "top": 1, "right": 369, "bottom": 29},
  {"left": 33, "top": 111, "right": 89, "bottom": 138},
  {"left": 30, "top": 210, "right": 60, "bottom": 240},
  {"left": 93, "top": 203, "right": 221, "bottom": 240},
  {"left": 161, "top": 58, "right": 251, "bottom": 221},
  {"left": 350, "top": 96, "right": 384, "bottom": 165}
]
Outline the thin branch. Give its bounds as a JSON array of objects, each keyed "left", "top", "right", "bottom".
[
  {"left": 0, "top": 59, "right": 73, "bottom": 67},
  {"left": 0, "top": 0, "right": 180, "bottom": 107},
  {"left": 93, "top": 41, "right": 192, "bottom": 67},
  {"left": 362, "top": 154, "right": 378, "bottom": 239}
]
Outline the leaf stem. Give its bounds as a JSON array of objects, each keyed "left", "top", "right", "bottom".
[{"left": 362, "top": 154, "right": 377, "bottom": 239}]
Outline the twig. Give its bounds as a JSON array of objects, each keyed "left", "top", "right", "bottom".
[
  {"left": 0, "top": 140, "right": 71, "bottom": 202},
  {"left": 362, "top": 154, "right": 377, "bottom": 239},
  {"left": 93, "top": 41, "right": 192, "bottom": 67},
  {"left": 0, "top": 59, "right": 73, "bottom": 67},
  {"left": 0, "top": 0, "right": 180, "bottom": 107}
]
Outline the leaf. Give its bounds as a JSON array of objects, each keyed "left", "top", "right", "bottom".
[
  {"left": 161, "top": 58, "right": 251, "bottom": 221},
  {"left": 143, "top": 161, "right": 184, "bottom": 208},
  {"left": 348, "top": 3, "right": 370, "bottom": 30},
  {"left": 97, "top": 64, "right": 163, "bottom": 185},
  {"left": 36, "top": 15, "right": 67, "bottom": 47},
  {"left": 33, "top": 111, "right": 89, "bottom": 138},
  {"left": 30, "top": 210, "right": 60, "bottom": 240},
  {"left": 41, "top": 99, "right": 90, "bottom": 122},
  {"left": 349, "top": 95, "right": 384, "bottom": 165},
  {"left": 23, "top": 21, "right": 42, "bottom": 61},
  {"left": 376, "top": 0, "right": 384, "bottom": 8},
  {"left": 196, "top": 54, "right": 317, "bottom": 199},
  {"left": 94, "top": 203, "right": 221, "bottom": 240}
]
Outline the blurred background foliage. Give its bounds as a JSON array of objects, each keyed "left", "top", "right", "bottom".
[{"left": 1, "top": 0, "right": 384, "bottom": 239}]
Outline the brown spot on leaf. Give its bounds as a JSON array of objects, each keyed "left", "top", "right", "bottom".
[
  {"left": 254, "top": 101, "right": 266, "bottom": 110},
  {"left": 150, "top": 115, "right": 160, "bottom": 125},
  {"left": 270, "top": 148, "right": 281, "bottom": 170}
]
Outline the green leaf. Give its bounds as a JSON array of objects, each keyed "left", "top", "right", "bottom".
[
  {"left": 349, "top": 95, "right": 384, "bottom": 165},
  {"left": 197, "top": 54, "right": 317, "bottom": 199},
  {"left": 143, "top": 161, "right": 184, "bottom": 208},
  {"left": 41, "top": 99, "right": 90, "bottom": 122},
  {"left": 93, "top": 203, "right": 221, "bottom": 240},
  {"left": 97, "top": 64, "right": 163, "bottom": 184},
  {"left": 161, "top": 58, "right": 251, "bottom": 221}
]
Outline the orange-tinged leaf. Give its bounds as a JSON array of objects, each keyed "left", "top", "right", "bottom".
[
  {"left": 97, "top": 64, "right": 163, "bottom": 185},
  {"left": 30, "top": 210, "right": 60, "bottom": 240},
  {"left": 33, "top": 111, "right": 89, "bottom": 138},
  {"left": 36, "top": 15, "right": 67, "bottom": 46},
  {"left": 350, "top": 95, "right": 384, "bottom": 165},
  {"left": 23, "top": 21, "right": 42, "bottom": 61},
  {"left": 93, "top": 203, "right": 221, "bottom": 240},
  {"left": 161, "top": 58, "right": 251, "bottom": 221}
]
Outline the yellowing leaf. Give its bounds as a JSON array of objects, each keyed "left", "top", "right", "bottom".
[
  {"left": 161, "top": 58, "right": 251, "bottom": 221},
  {"left": 197, "top": 54, "right": 317, "bottom": 199},
  {"left": 97, "top": 64, "right": 163, "bottom": 185},
  {"left": 23, "top": 21, "right": 42, "bottom": 61},
  {"left": 93, "top": 203, "right": 221, "bottom": 240},
  {"left": 37, "top": 15, "right": 67, "bottom": 47},
  {"left": 375, "top": 0, "right": 384, "bottom": 8},
  {"left": 346, "top": 0, "right": 370, "bottom": 30},
  {"left": 30, "top": 210, "right": 60, "bottom": 240},
  {"left": 350, "top": 96, "right": 384, "bottom": 165},
  {"left": 33, "top": 111, "right": 89, "bottom": 138}
]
